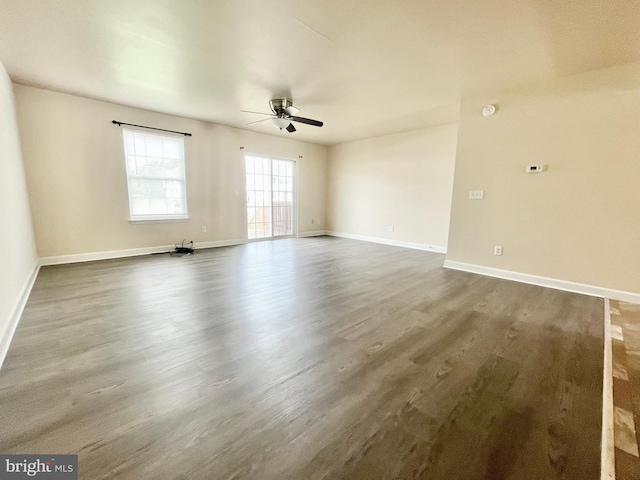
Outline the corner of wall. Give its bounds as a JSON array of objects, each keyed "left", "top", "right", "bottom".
[{"left": 0, "top": 58, "right": 39, "bottom": 368}]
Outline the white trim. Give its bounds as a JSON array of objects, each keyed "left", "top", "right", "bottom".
[
  {"left": 38, "top": 239, "right": 252, "bottom": 266},
  {"left": 601, "top": 298, "right": 615, "bottom": 480},
  {"left": 297, "top": 230, "right": 328, "bottom": 238},
  {"left": 40, "top": 244, "right": 175, "bottom": 265},
  {"left": 193, "top": 239, "right": 247, "bottom": 249},
  {"left": 129, "top": 217, "right": 190, "bottom": 224},
  {"left": 0, "top": 261, "right": 40, "bottom": 370},
  {"left": 326, "top": 231, "right": 447, "bottom": 253},
  {"left": 443, "top": 260, "right": 640, "bottom": 303}
]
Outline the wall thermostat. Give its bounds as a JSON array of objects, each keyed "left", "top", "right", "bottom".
[{"left": 526, "top": 165, "right": 546, "bottom": 173}]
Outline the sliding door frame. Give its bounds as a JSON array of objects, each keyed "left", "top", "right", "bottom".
[{"left": 242, "top": 152, "right": 298, "bottom": 241}]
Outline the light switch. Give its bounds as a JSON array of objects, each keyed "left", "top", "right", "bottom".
[{"left": 469, "top": 190, "right": 484, "bottom": 200}]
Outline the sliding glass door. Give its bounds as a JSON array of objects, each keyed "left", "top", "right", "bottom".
[{"left": 245, "top": 155, "right": 295, "bottom": 240}]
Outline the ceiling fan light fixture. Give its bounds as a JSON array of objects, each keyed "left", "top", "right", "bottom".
[
  {"left": 272, "top": 117, "right": 290, "bottom": 129},
  {"left": 283, "top": 105, "right": 300, "bottom": 116}
]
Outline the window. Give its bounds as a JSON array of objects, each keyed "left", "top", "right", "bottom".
[{"left": 122, "top": 129, "right": 187, "bottom": 221}]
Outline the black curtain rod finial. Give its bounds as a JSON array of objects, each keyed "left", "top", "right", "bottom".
[{"left": 112, "top": 120, "right": 192, "bottom": 137}]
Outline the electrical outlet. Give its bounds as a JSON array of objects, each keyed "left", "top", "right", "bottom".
[
  {"left": 201, "top": 226, "right": 207, "bottom": 233},
  {"left": 494, "top": 246, "right": 503, "bottom": 256},
  {"left": 389, "top": 225, "right": 394, "bottom": 232}
]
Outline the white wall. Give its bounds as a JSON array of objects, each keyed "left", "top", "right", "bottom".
[
  {"left": 447, "top": 63, "right": 640, "bottom": 294},
  {"left": 14, "top": 85, "right": 328, "bottom": 259},
  {"left": 0, "top": 60, "right": 38, "bottom": 353},
  {"left": 327, "top": 124, "right": 458, "bottom": 250}
]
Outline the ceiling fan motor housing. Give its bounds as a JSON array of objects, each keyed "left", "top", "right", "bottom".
[{"left": 269, "top": 98, "right": 294, "bottom": 116}]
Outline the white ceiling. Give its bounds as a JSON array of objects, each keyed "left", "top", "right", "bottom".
[{"left": 0, "top": 0, "right": 638, "bottom": 145}]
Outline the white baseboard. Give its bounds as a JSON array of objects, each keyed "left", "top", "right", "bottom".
[
  {"left": 444, "top": 260, "right": 640, "bottom": 303},
  {"left": 39, "top": 244, "right": 176, "bottom": 266},
  {"left": 0, "top": 261, "right": 40, "bottom": 370},
  {"left": 326, "top": 231, "right": 447, "bottom": 254},
  {"left": 38, "top": 232, "right": 443, "bottom": 266},
  {"left": 193, "top": 239, "right": 247, "bottom": 249},
  {"left": 38, "top": 238, "right": 258, "bottom": 266},
  {"left": 297, "top": 230, "right": 328, "bottom": 238}
]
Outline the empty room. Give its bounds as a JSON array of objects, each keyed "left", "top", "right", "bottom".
[{"left": 1, "top": 1, "right": 639, "bottom": 479}]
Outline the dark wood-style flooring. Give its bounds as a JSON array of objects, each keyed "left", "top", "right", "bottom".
[{"left": 0, "top": 237, "right": 604, "bottom": 479}]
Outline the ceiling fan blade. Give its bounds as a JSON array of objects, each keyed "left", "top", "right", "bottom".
[
  {"left": 241, "top": 110, "right": 274, "bottom": 116},
  {"left": 289, "top": 116, "right": 323, "bottom": 127},
  {"left": 246, "top": 117, "right": 274, "bottom": 126},
  {"left": 286, "top": 123, "right": 296, "bottom": 133},
  {"left": 283, "top": 105, "right": 300, "bottom": 116}
]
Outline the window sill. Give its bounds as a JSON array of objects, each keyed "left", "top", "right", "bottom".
[{"left": 129, "top": 217, "right": 190, "bottom": 224}]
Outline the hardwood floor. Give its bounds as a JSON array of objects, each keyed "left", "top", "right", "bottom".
[
  {"left": 610, "top": 300, "right": 640, "bottom": 479},
  {"left": 0, "top": 236, "right": 603, "bottom": 479}
]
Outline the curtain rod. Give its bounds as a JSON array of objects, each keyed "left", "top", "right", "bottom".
[{"left": 112, "top": 120, "right": 192, "bottom": 137}]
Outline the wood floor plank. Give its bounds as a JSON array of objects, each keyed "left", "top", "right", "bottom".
[{"left": 0, "top": 237, "right": 603, "bottom": 479}]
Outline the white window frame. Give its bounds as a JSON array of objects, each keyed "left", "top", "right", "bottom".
[{"left": 121, "top": 128, "right": 189, "bottom": 223}]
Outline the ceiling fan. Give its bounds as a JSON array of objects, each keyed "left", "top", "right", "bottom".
[{"left": 242, "top": 99, "right": 323, "bottom": 133}]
